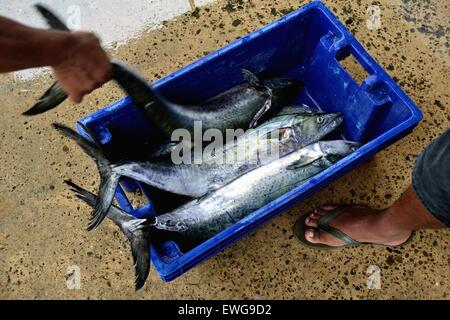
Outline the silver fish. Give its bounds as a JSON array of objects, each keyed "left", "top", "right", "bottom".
[
  {"left": 146, "top": 68, "right": 299, "bottom": 136},
  {"left": 146, "top": 140, "right": 360, "bottom": 240},
  {"left": 114, "top": 110, "right": 343, "bottom": 196},
  {"left": 66, "top": 181, "right": 150, "bottom": 290},
  {"left": 68, "top": 140, "right": 359, "bottom": 288},
  {"left": 53, "top": 108, "right": 341, "bottom": 230}
]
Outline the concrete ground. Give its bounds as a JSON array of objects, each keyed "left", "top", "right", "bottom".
[{"left": 0, "top": 0, "right": 449, "bottom": 299}]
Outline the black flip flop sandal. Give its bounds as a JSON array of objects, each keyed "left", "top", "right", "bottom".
[{"left": 293, "top": 205, "right": 413, "bottom": 249}]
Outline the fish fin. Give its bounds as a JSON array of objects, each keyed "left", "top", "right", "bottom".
[
  {"left": 66, "top": 180, "right": 152, "bottom": 290},
  {"left": 150, "top": 141, "right": 178, "bottom": 158},
  {"left": 130, "top": 234, "right": 151, "bottom": 290},
  {"left": 76, "top": 122, "right": 102, "bottom": 146},
  {"left": 34, "top": 4, "right": 70, "bottom": 31},
  {"left": 23, "top": 82, "right": 67, "bottom": 116},
  {"left": 249, "top": 96, "right": 272, "bottom": 128},
  {"left": 287, "top": 155, "right": 323, "bottom": 170},
  {"left": 65, "top": 180, "right": 97, "bottom": 207},
  {"left": 88, "top": 173, "right": 120, "bottom": 231},
  {"left": 53, "top": 123, "right": 120, "bottom": 231},
  {"left": 277, "top": 104, "right": 314, "bottom": 115},
  {"left": 241, "top": 68, "right": 265, "bottom": 90}
]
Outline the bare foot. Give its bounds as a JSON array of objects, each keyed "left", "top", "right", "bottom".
[{"left": 304, "top": 205, "right": 412, "bottom": 247}]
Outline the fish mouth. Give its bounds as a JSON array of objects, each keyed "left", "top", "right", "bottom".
[
  {"left": 327, "top": 112, "right": 344, "bottom": 130},
  {"left": 330, "top": 112, "right": 343, "bottom": 121}
]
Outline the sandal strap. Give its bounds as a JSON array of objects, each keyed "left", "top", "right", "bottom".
[{"left": 317, "top": 205, "right": 360, "bottom": 245}]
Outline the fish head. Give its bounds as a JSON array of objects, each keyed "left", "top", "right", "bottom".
[
  {"left": 318, "top": 140, "right": 362, "bottom": 163},
  {"left": 263, "top": 77, "right": 302, "bottom": 103},
  {"left": 286, "top": 112, "right": 343, "bottom": 143}
]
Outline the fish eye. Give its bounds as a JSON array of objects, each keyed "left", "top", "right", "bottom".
[{"left": 316, "top": 116, "right": 324, "bottom": 124}]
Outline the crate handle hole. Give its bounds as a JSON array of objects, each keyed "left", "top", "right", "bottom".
[{"left": 336, "top": 49, "right": 371, "bottom": 85}]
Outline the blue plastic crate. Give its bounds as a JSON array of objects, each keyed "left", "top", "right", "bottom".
[{"left": 77, "top": 1, "right": 422, "bottom": 281}]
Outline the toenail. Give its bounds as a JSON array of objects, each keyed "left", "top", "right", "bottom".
[
  {"left": 305, "top": 217, "right": 310, "bottom": 223},
  {"left": 306, "top": 230, "right": 315, "bottom": 239}
]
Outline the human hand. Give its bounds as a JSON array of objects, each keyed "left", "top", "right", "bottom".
[{"left": 51, "top": 31, "right": 112, "bottom": 103}]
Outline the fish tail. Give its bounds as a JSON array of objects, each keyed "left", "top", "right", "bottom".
[
  {"left": 23, "top": 5, "right": 69, "bottom": 116},
  {"left": 53, "top": 123, "right": 120, "bottom": 231},
  {"left": 65, "top": 179, "right": 97, "bottom": 206},
  {"left": 23, "top": 82, "right": 67, "bottom": 116},
  {"left": 34, "top": 3, "right": 70, "bottom": 31},
  {"left": 66, "top": 180, "right": 153, "bottom": 290}
]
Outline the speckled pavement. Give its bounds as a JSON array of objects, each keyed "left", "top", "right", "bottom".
[{"left": 0, "top": 0, "right": 448, "bottom": 299}]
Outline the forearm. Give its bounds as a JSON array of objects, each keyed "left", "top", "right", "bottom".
[
  {"left": 0, "top": 15, "right": 112, "bottom": 103},
  {"left": 0, "top": 16, "right": 70, "bottom": 72}
]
